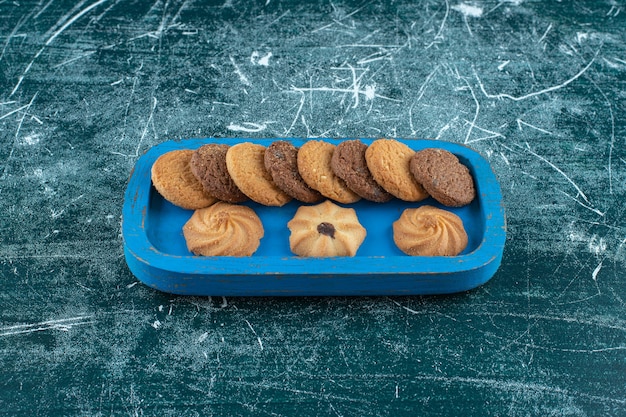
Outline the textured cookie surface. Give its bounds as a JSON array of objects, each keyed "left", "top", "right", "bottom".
[
  {"left": 287, "top": 200, "right": 366, "bottom": 257},
  {"left": 297, "top": 140, "right": 361, "bottom": 204},
  {"left": 264, "top": 141, "right": 322, "bottom": 203},
  {"left": 409, "top": 148, "right": 476, "bottom": 207},
  {"left": 183, "top": 202, "right": 264, "bottom": 256},
  {"left": 190, "top": 144, "right": 248, "bottom": 203},
  {"left": 365, "top": 139, "right": 429, "bottom": 202},
  {"left": 151, "top": 149, "right": 217, "bottom": 210},
  {"left": 393, "top": 205, "right": 468, "bottom": 256},
  {"left": 331, "top": 139, "right": 393, "bottom": 202},
  {"left": 225, "top": 142, "right": 292, "bottom": 206}
]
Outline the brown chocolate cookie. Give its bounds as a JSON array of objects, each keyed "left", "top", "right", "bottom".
[
  {"left": 409, "top": 148, "right": 476, "bottom": 207},
  {"left": 330, "top": 139, "right": 393, "bottom": 203},
  {"left": 190, "top": 143, "right": 248, "bottom": 203},
  {"left": 264, "top": 141, "right": 322, "bottom": 203}
]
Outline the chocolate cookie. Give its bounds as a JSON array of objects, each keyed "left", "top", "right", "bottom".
[
  {"left": 225, "top": 142, "right": 292, "bottom": 206},
  {"left": 330, "top": 139, "right": 393, "bottom": 203},
  {"left": 365, "top": 138, "right": 429, "bottom": 202},
  {"left": 409, "top": 148, "right": 476, "bottom": 207},
  {"left": 190, "top": 144, "right": 248, "bottom": 203},
  {"left": 264, "top": 141, "right": 322, "bottom": 203}
]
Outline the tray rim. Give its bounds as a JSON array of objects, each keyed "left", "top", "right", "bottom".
[{"left": 122, "top": 138, "right": 505, "bottom": 284}]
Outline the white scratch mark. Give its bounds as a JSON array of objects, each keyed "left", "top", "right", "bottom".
[
  {"left": 227, "top": 122, "right": 267, "bottom": 132},
  {"left": 426, "top": 0, "right": 449, "bottom": 48},
  {"left": 451, "top": 3, "right": 483, "bottom": 18},
  {"left": 591, "top": 261, "right": 602, "bottom": 282},
  {"left": 135, "top": 96, "right": 157, "bottom": 157},
  {"left": 497, "top": 60, "right": 510, "bottom": 71},
  {"left": 538, "top": 23, "right": 552, "bottom": 43},
  {"left": 475, "top": 50, "right": 599, "bottom": 101},
  {"left": 516, "top": 118, "right": 553, "bottom": 135},
  {"left": 460, "top": 78, "right": 479, "bottom": 144},
  {"left": 244, "top": 319, "right": 263, "bottom": 351},
  {"left": 0, "top": 103, "right": 31, "bottom": 121},
  {"left": 558, "top": 189, "right": 605, "bottom": 216},
  {"left": 520, "top": 145, "right": 589, "bottom": 201},
  {"left": 11, "top": 0, "right": 109, "bottom": 96},
  {"left": 285, "top": 91, "right": 305, "bottom": 136},
  {"left": 230, "top": 56, "right": 251, "bottom": 86},
  {"left": 251, "top": 51, "right": 272, "bottom": 66},
  {"left": 587, "top": 77, "right": 616, "bottom": 194},
  {"left": 0, "top": 316, "right": 95, "bottom": 336}
]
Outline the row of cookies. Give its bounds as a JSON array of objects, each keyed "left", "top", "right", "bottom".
[
  {"left": 150, "top": 139, "right": 477, "bottom": 212},
  {"left": 182, "top": 199, "right": 468, "bottom": 258}
]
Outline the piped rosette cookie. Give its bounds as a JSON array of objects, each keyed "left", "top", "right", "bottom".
[
  {"left": 183, "top": 202, "right": 264, "bottom": 256},
  {"left": 393, "top": 205, "right": 468, "bottom": 256}
]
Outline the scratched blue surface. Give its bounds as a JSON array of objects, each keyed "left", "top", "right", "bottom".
[{"left": 1, "top": 0, "right": 625, "bottom": 415}]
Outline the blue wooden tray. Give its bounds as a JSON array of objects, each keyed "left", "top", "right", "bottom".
[{"left": 122, "top": 138, "right": 506, "bottom": 296}]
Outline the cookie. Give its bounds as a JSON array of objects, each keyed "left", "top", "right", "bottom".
[
  {"left": 151, "top": 149, "right": 217, "bottom": 210},
  {"left": 409, "top": 148, "right": 476, "bottom": 207},
  {"left": 287, "top": 200, "right": 366, "bottom": 257},
  {"left": 183, "top": 202, "right": 264, "bottom": 256},
  {"left": 330, "top": 139, "right": 393, "bottom": 203},
  {"left": 190, "top": 143, "right": 248, "bottom": 203},
  {"left": 264, "top": 141, "right": 323, "bottom": 203},
  {"left": 365, "top": 138, "right": 429, "bottom": 202},
  {"left": 393, "top": 205, "right": 468, "bottom": 256},
  {"left": 297, "top": 140, "right": 361, "bottom": 204},
  {"left": 225, "top": 142, "right": 292, "bottom": 206}
]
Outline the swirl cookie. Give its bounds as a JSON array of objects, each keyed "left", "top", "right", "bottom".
[
  {"left": 331, "top": 139, "right": 393, "bottom": 203},
  {"left": 409, "top": 148, "right": 476, "bottom": 207},
  {"left": 393, "top": 205, "right": 468, "bottom": 256},
  {"left": 225, "top": 142, "right": 292, "bottom": 206},
  {"left": 297, "top": 140, "right": 361, "bottom": 204},
  {"left": 183, "top": 202, "right": 264, "bottom": 256},
  {"left": 264, "top": 141, "right": 322, "bottom": 203},
  {"left": 287, "top": 200, "right": 366, "bottom": 257},
  {"left": 151, "top": 149, "right": 217, "bottom": 210},
  {"left": 365, "top": 139, "right": 429, "bottom": 202},
  {"left": 190, "top": 144, "right": 248, "bottom": 203}
]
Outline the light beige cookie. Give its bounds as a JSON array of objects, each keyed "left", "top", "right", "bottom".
[
  {"left": 297, "top": 140, "right": 361, "bottom": 204},
  {"left": 287, "top": 200, "right": 366, "bottom": 257},
  {"left": 151, "top": 149, "right": 217, "bottom": 210},
  {"left": 365, "top": 139, "right": 429, "bottom": 202},
  {"left": 393, "top": 205, "right": 468, "bottom": 256},
  {"left": 225, "top": 142, "right": 292, "bottom": 206},
  {"left": 183, "top": 202, "right": 264, "bottom": 256}
]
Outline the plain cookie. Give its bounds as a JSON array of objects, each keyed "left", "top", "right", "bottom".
[
  {"left": 365, "top": 138, "right": 429, "bottom": 202},
  {"left": 151, "top": 149, "right": 217, "bottom": 210},
  {"left": 297, "top": 140, "right": 361, "bottom": 204},
  {"left": 225, "top": 142, "right": 292, "bottom": 206}
]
